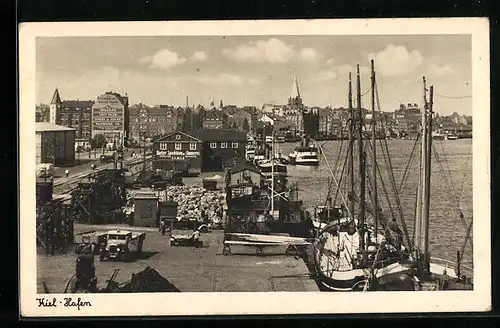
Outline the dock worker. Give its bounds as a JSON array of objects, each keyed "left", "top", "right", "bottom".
[{"left": 160, "top": 219, "right": 166, "bottom": 235}]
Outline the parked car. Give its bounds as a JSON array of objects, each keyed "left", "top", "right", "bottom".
[{"left": 100, "top": 154, "right": 114, "bottom": 163}]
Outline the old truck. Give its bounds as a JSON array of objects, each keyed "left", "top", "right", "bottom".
[
  {"left": 74, "top": 231, "right": 108, "bottom": 255},
  {"left": 99, "top": 229, "right": 146, "bottom": 262}
]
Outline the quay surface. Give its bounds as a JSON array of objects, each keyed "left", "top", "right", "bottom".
[{"left": 37, "top": 225, "right": 319, "bottom": 293}]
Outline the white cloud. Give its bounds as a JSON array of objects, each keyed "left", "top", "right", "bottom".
[
  {"left": 191, "top": 51, "right": 208, "bottom": 61},
  {"left": 316, "top": 70, "right": 338, "bottom": 81},
  {"left": 193, "top": 73, "right": 244, "bottom": 86},
  {"left": 299, "top": 48, "right": 320, "bottom": 62},
  {"left": 140, "top": 49, "right": 187, "bottom": 69},
  {"left": 427, "top": 63, "right": 453, "bottom": 76},
  {"left": 326, "top": 58, "right": 335, "bottom": 65},
  {"left": 222, "top": 38, "right": 296, "bottom": 63},
  {"left": 368, "top": 44, "right": 423, "bottom": 77},
  {"left": 337, "top": 64, "right": 369, "bottom": 76},
  {"left": 248, "top": 77, "right": 260, "bottom": 85}
]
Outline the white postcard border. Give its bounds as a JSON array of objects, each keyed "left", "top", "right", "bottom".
[{"left": 19, "top": 18, "right": 491, "bottom": 317}]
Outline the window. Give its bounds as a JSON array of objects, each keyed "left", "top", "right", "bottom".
[
  {"left": 176, "top": 135, "right": 181, "bottom": 140},
  {"left": 232, "top": 142, "right": 239, "bottom": 148},
  {"left": 175, "top": 143, "right": 182, "bottom": 150},
  {"left": 221, "top": 142, "right": 228, "bottom": 148},
  {"left": 159, "top": 142, "right": 167, "bottom": 150},
  {"left": 189, "top": 143, "right": 197, "bottom": 150},
  {"left": 210, "top": 142, "right": 217, "bottom": 149}
]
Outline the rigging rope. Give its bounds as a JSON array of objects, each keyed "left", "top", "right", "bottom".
[
  {"left": 365, "top": 139, "right": 397, "bottom": 232},
  {"left": 431, "top": 143, "right": 473, "bottom": 253},
  {"left": 434, "top": 93, "right": 472, "bottom": 99},
  {"left": 375, "top": 83, "right": 412, "bottom": 249},
  {"left": 398, "top": 133, "right": 422, "bottom": 192},
  {"left": 318, "top": 143, "right": 353, "bottom": 220},
  {"left": 332, "top": 143, "right": 351, "bottom": 206},
  {"left": 321, "top": 130, "right": 346, "bottom": 206}
]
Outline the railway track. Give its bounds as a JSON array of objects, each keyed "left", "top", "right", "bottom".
[{"left": 51, "top": 156, "right": 153, "bottom": 195}]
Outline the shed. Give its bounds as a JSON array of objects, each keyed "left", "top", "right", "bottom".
[
  {"left": 36, "top": 122, "right": 76, "bottom": 166},
  {"left": 159, "top": 201, "right": 178, "bottom": 220},
  {"left": 133, "top": 192, "right": 159, "bottom": 227}
]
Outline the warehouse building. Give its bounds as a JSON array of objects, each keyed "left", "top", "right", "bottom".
[
  {"left": 152, "top": 129, "right": 247, "bottom": 173},
  {"left": 152, "top": 131, "right": 203, "bottom": 175},
  {"left": 36, "top": 122, "right": 76, "bottom": 166}
]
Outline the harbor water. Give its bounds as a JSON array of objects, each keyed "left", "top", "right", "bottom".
[{"left": 276, "top": 139, "right": 473, "bottom": 270}]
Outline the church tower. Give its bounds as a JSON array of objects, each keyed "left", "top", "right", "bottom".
[
  {"left": 49, "top": 88, "right": 62, "bottom": 124},
  {"left": 288, "top": 75, "right": 303, "bottom": 107}
]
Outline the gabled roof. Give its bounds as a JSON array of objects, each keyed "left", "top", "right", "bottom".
[
  {"left": 204, "top": 109, "right": 222, "bottom": 121},
  {"left": 36, "top": 122, "right": 75, "bottom": 132},
  {"left": 51, "top": 89, "right": 62, "bottom": 105},
  {"left": 230, "top": 161, "right": 261, "bottom": 174},
  {"left": 153, "top": 130, "right": 202, "bottom": 143}
]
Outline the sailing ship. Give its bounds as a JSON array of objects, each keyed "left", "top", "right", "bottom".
[{"left": 312, "top": 60, "right": 473, "bottom": 292}]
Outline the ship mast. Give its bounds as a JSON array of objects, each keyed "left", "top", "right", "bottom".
[
  {"left": 270, "top": 125, "right": 276, "bottom": 216},
  {"left": 356, "top": 64, "right": 366, "bottom": 253},
  {"left": 348, "top": 73, "right": 355, "bottom": 220},
  {"left": 370, "top": 59, "right": 379, "bottom": 240},
  {"left": 415, "top": 77, "right": 433, "bottom": 275}
]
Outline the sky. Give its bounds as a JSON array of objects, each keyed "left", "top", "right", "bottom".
[{"left": 36, "top": 35, "right": 472, "bottom": 116}]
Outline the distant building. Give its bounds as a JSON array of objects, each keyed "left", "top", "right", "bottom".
[
  {"left": 129, "top": 104, "right": 181, "bottom": 142},
  {"left": 202, "top": 109, "right": 223, "bottom": 129},
  {"left": 91, "top": 91, "right": 129, "bottom": 147},
  {"left": 49, "top": 89, "right": 93, "bottom": 148},
  {"left": 36, "top": 104, "right": 50, "bottom": 122},
  {"left": 36, "top": 122, "right": 75, "bottom": 165},
  {"left": 318, "top": 108, "right": 343, "bottom": 137},
  {"left": 223, "top": 106, "right": 257, "bottom": 132},
  {"left": 393, "top": 103, "right": 421, "bottom": 137}
]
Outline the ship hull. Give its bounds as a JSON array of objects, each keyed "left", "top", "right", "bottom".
[
  {"left": 294, "top": 160, "right": 320, "bottom": 166},
  {"left": 315, "top": 262, "right": 415, "bottom": 291}
]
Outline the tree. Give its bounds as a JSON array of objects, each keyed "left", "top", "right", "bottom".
[
  {"left": 231, "top": 121, "right": 239, "bottom": 130},
  {"left": 242, "top": 118, "right": 250, "bottom": 132},
  {"left": 92, "top": 134, "right": 107, "bottom": 149},
  {"left": 182, "top": 107, "right": 193, "bottom": 132}
]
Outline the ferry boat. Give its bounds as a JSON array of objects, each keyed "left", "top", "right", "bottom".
[
  {"left": 288, "top": 136, "right": 320, "bottom": 166},
  {"left": 432, "top": 131, "right": 446, "bottom": 140},
  {"left": 256, "top": 158, "right": 288, "bottom": 180},
  {"left": 265, "top": 135, "right": 274, "bottom": 144},
  {"left": 245, "top": 144, "right": 256, "bottom": 161}
]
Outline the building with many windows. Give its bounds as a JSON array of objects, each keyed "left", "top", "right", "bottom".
[
  {"left": 152, "top": 131, "right": 203, "bottom": 175},
  {"left": 129, "top": 104, "right": 181, "bottom": 143},
  {"left": 49, "top": 89, "right": 94, "bottom": 148},
  {"left": 91, "top": 91, "right": 129, "bottom": 147}
]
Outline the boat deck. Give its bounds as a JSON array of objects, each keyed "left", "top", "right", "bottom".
[{"left": 37, "top": 225, "right": 319, "bottom": 293}]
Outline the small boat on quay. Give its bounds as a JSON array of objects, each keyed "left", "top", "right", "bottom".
[
  {"left": 288, "top": 136, "right": 320, "bottom": 166},
  {"left": 312, "top": 60, "right": 473, "bottom": 292}
]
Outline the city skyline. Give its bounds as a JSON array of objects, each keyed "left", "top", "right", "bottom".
[{"left": 37, "top": 35, "right": 472, "bottom": 116}]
